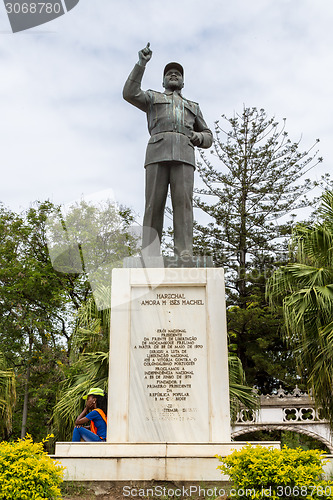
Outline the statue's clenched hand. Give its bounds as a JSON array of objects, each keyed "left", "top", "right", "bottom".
[
  {"left": 138, "top": 42, "right": 152, "bottom": 66},
  {"left": 190, "top": 132, "right": 203, "bottom": 146}
]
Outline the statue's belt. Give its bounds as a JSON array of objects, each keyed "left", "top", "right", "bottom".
[{"left": 150, "top": 125, "right": 193, "bottom": 138}]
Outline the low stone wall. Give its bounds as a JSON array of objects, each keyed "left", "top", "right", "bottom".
[
  {"left": 322, "top": 455, "right": 333, "bottom": 479},
  {"left": 53, "top": 441, "right": 280, "bottom": 482}
]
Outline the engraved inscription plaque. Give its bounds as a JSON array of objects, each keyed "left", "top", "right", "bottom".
[
  {"left": 108, "top": 268, "right": 230, "bottom": 444},
  {"left": 129, "top": 286, "right": 209, "bottom": 442}
]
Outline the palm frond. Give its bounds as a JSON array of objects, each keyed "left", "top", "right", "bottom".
[
  {"left": 52, "top": 351, "right": 109, "bottom": 441},
  {"left": 229, "top": 353, "right": 259, "bottom": 422},
  {"left": 266, "top": 190, "right": 333, "bottom": 427}
]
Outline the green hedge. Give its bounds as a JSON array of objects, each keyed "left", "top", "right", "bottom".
[
  {"left": 217, "top": 444, "right": 333, "bottom": 500},
  {"left": 0, "top": 435, "right": 64, "bottom": 499}
]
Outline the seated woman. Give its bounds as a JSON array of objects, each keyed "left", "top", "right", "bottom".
[{"left": 72, "top": 387, "right": 107, "bottom": 442}]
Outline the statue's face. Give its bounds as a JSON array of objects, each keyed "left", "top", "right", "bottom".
[{"left": 163, "top": 69, "right": 184, "bottom": 91}]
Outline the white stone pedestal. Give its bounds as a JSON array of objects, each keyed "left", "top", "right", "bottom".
[
  {"left": 54, "top": 267, "right": 280, "bottom": 481},
  {"left": 108, "top": 267, "right": 230, "bottom": 443}
]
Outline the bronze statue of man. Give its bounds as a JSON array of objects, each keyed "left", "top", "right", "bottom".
[{"left": 123, "top": 43, "right": 213, "bottom": 257}]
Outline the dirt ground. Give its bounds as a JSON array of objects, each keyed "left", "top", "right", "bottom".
[
  {"left": 61, "top": 481, "right": 228, "bottom": 499},
  {"left": 61, "top": 482, "right": 128, "bottom": 499},
  {"left": 62, "top": 494, "right": 226, "bottom": 500}
]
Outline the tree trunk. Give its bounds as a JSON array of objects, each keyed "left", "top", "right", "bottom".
[
  {"left": 238, "top": 118, "right": 249, "bottom": 303},
  {"left": 21, "top": 333, "right": 33, "bottom": 438}
]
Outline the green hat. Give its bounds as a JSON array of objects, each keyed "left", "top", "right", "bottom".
[{"left": 82, "top": 387, "right": 104, "bottom": 400}]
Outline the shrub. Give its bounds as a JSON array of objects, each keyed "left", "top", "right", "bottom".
[
  {"left": 0, "top": 434, "right": 65, "bottom": 499},
  {"left": 217, "top": 444, "right": 333, "bottom": 500}
]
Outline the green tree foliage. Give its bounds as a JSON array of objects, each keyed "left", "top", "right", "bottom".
[
  {"left": 195, "top": 107, "right": 323, "bottom": 293},
  {"left": 0, "top": 199, "right": 138, "bottom": 440},
  {"left": 194, "top": 107, "right": 324, "bottom": 391},
  {"left": 0, "top": 201, "right": 78, "bottom": 440},
  {"left": 229, "top": 353, "right": 259, "bottom": 422},
  {"left": 267, "top": 190, "right": 333, "bottom": 426},
  {"left": 234, "top": 429, "right": 330, "bottom": 452},
  {"left": 46, "top": 199, "right": 139, "bottom": 311},
  {"left": 227, "top": 300, "right": 297, "bottom": 393},
  {"left": 52, "top": 293, "right": 110, "bottom": 441}
]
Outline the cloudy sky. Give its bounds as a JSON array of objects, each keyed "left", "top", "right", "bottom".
[{"left": 0, "top": 0, "right": 331, "bottom": 222}]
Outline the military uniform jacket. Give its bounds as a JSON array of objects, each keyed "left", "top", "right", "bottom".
[{"left": 123, "top": 64, "right": 213, "bottom": 167}]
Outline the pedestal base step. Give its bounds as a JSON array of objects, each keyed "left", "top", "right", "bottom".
[
  {"left": 53, "top": 442, "right": 280, "bottom": 481},
  {"left": 123, "top": 256, "right": 214, "bottom": 268}
]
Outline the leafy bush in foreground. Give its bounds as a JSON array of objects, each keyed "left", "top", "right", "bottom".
[
  {"left": 217, "top": 444, "right": 333, "bottom": 500},
  {"left": 0, "top": 435, "right": 64, "bottom": 499}
]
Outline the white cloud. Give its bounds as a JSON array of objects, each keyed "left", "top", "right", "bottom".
[{"left": 0, "top": 0, "right": 331, "bottom": 217}]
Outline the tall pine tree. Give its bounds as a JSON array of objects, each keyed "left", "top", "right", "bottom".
[{"left": 194, "top": 107, "right": 325, "bottom": 391}]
